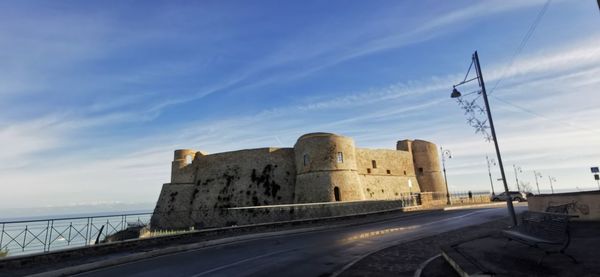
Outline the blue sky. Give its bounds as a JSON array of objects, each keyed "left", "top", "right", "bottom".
[{"left": 1, "top": 0, "right": 600, "bottom": 212}]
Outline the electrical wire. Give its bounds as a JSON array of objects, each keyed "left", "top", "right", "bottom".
[
  {"left": 490, "top": 95, "right": 600, "bottom": 134},
  {"left": 488, "top": 0, "right": 552, "bottom": 95}
]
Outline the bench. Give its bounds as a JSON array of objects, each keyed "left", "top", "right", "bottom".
[{"left": 502, "top": 211, "right": 577, "bottom": 264}]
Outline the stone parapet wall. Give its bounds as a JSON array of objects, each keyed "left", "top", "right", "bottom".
[
  {"left": 152, "top": 199, "right": 418, "bottom": 230},
  {"left": 152, "top": 193, "right": 447, "bottom": 230}
]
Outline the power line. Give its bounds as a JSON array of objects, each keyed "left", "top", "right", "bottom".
[
  {"left": 489, "top": 0, "right": 552, "bottom": 95},
  {"left": 490, "top": 95, "right": 600, "bottom": 134}
]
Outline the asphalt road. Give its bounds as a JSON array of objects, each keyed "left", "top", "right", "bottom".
[{"left": 77, "top": 205, "right": 526, "bottom": 277}]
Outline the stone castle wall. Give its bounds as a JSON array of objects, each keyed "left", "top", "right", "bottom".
[
  {"left": 356, "top": 148, "right": 420, "bottom": 200},
  {"left": 151, "top": 132, "right": 446, "bottom": 229},
  {"left": 153, "top": 148, "right": 296, "bottom": 229}
]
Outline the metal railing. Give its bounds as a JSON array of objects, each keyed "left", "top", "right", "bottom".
[
  {"left": 428, "top": 190, "right": 491, "bottom": 203},
  {"left": 0, "top": 191, "right": 478, "bottom": 258},
  {"left": 0, "top": 212, "right": 152, "bottom": 257}
]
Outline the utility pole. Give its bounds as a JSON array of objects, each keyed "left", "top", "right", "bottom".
[
  {"left": 533, "top": 170, "right": 542, "bottom": 195},
  {"left": 474, "top": 52, "right": 517, "bottom": 225},
  {"left": 513, "top": 164, "right": 522, "bottom": 192},
  {"left": 486, "top": 155, "right": 496, "bottom": 195},
  {"left": 452, "top": 51, "right": 518, "bottom": 226},
  {"left": 548, "top": 176, "right": 556, "bottom": 194},
  {"left": 440, "top": 147, "right": 452, "bottom": 205}
]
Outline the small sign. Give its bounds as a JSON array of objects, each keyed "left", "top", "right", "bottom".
[
  {"left": 592, "top": 167, "right": 599, "bottom": 173},
  {"left": 595, "top": 174, "right": 599, "bottom": 180}
]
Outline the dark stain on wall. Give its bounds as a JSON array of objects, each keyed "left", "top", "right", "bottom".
[
  {"left": 169, "top": 191, "right": 178, "bottom": 202},
  {"left": 251, "top": 164, "right": 281, "bottom": 200},
  {"left": 166, "top": 191, "right": 179, "bottom": 214}
]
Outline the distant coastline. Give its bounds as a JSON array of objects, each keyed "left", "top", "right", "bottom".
[{"left": 0, "top": 202, "right": 155, "bottom": 222}]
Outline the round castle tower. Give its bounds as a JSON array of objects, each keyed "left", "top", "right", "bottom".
[
  {"left": 171, "top": 149, "right": 198, "bottom": 183},
  {"left": 397, "top": 140, "right": 446, "bottom": 194},
  {"left": 293, "top": 133, "right": 364, "bottom": 203}
]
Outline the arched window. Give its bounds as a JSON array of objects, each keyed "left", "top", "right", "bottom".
[
  {"left": 303, "top": 154, "right": 309, "bottom": 166},
  {"left": 334, "top": 187, "right": 341, "bottom": 201}
]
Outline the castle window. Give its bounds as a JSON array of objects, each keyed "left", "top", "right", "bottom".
[
  {"left": 337, "top": 152, "right": 344, "bottom": 163},
  {"left": 334, "top": 187, "right": 341, "bottom": 201},
  {"left": 185, "top": 155, "right": 193, "bottom": 165},
  {"left": 404, "top": 170, "right": 407, "bottom": 175},
  {"left": 303, "top": 154, "right": 309, "bottom": 166},
  {"left": 372, "top": 160, "right": 377, "bottom": 168},
  {"left": 418, "top": 167, "right": 424, "bottom": 174},
  {"left": 367, "top": 168, "right": 371, "bottom": 174},
  {"left": 387, "top": 170, "right": 391, "bottom": 174}
]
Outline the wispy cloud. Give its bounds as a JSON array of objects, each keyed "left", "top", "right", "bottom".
[{"left": 1, "top": 0, "right": 598, "bottom": 210}]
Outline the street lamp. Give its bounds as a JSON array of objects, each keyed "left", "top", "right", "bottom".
[
  {"left": 513, "top": 164, "right": 523, "bottom": 192},
  {"left": 451, "top": 51, "right": 518, "bottom": 226},
  {"left": 440, "top": 147, "right": 452, "bottom": 205},
  {"left": 486, "top": 155, "right": 496, "bottom": 195},
  {"left": 548, "top": 176, "right": 557, "bottom": 194},
  {"left": 533, "top": 170, "right": 542, "bottom": 195}
]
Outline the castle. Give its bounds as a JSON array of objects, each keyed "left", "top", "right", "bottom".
[{"left": 151, "top": 132, "right": 446, "bottom": 228}]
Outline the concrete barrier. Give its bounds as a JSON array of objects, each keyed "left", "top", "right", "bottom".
[{"left": 528, "top": 191, "right": 600, "bottom": 221}]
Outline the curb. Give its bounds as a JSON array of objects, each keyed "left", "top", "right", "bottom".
[
  {"left": 0, "top": 204, "right": 419, "bottom": 271},
  {"left": 413, "top": 254, "right": 441, "bottom": 277},
  {"left": 30, "top": 225, "right": 340, "bottom": 277},
  {"left": 443, "top": 201, "right": 517, "bottom": 211},
  {"left": 22, "top": 210, "right": 435, "bottom": 277}
]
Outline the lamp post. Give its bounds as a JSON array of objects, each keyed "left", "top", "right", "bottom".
[
  {"left": 486, "top": 155, "right": 496, "bottom": 195},
  {"left": 513, "top": 164, "right": 522, "bottom": 192},
  {"left": 451, "top": 51, "right": 517, "bottom": 226},
  {"left": 548, "top": 176, "right": 556, "bottom": 194},
  {"left": 533, "top": 170, "right": 542, "bottom": 195},
  {"left": 441, "top": 147, "right": 452, "bottom": 205}
]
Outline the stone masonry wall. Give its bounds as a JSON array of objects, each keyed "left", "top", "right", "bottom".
[
  {"left": 152, "top": 148, "right": 296, "bottom": 229},
  {"left": 151, "top": 133, "right": 447, "bottom": 229},
  {"left": 356, "top": 148, "right": 420, "bottom": 200}
]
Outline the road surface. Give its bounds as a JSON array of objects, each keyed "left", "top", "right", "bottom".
[{"left": 77, "top": 205, "right": 526, "bottom": 277}]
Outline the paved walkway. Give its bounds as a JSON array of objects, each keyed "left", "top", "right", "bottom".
[
  {"left": 339, "top": 215, "right": 510, "bottom": 276},
  {"left": 340, "top": 213, "right": 600, "bottom": 277},
  {"left": 443, "top": 221, "right": 600, "bottom": 276}
]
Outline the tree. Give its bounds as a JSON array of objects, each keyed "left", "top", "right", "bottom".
[{"left": 519, "top": 181, "right": 534, "bottom": 194}]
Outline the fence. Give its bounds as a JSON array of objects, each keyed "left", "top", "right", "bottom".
[
  {"left": 428, "top": 191, "right": 491, "bottom": 204},
  {"left": 0, "top": 191, "right": 480, "bottom": 258},
  {"left": 0, "top": 212, "right": 152, "bottom": 258}
]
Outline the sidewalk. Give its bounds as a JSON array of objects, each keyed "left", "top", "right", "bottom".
[
  {"left": 441, "top": 221, "right": 600, "bottom": 276},
  {"left": 339, "top": 215, "right": 600, "bottom": 277},
  {"left": 338, "top": 218, "right": 509, "bottom": 276}
]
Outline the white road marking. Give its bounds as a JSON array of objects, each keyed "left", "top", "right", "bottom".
[{"left": 189, "top": 249, "right": 293, "bottom": 277}]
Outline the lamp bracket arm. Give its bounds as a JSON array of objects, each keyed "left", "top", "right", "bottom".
[{"left": 454, "top": 76, "right": 479, "bottom": 87}]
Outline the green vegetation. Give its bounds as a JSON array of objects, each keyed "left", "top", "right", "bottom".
[{"left": 0, "top": 248, "right": 8, "bottom": 258}]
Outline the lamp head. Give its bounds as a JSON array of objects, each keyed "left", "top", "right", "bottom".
[{"left": 451, "top": 87, "right": 461, "bottom": 98}]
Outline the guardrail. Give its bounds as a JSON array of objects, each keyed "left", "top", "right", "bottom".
[{"left": 0, "top": 212, "right": 152, "bottom": 257}]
